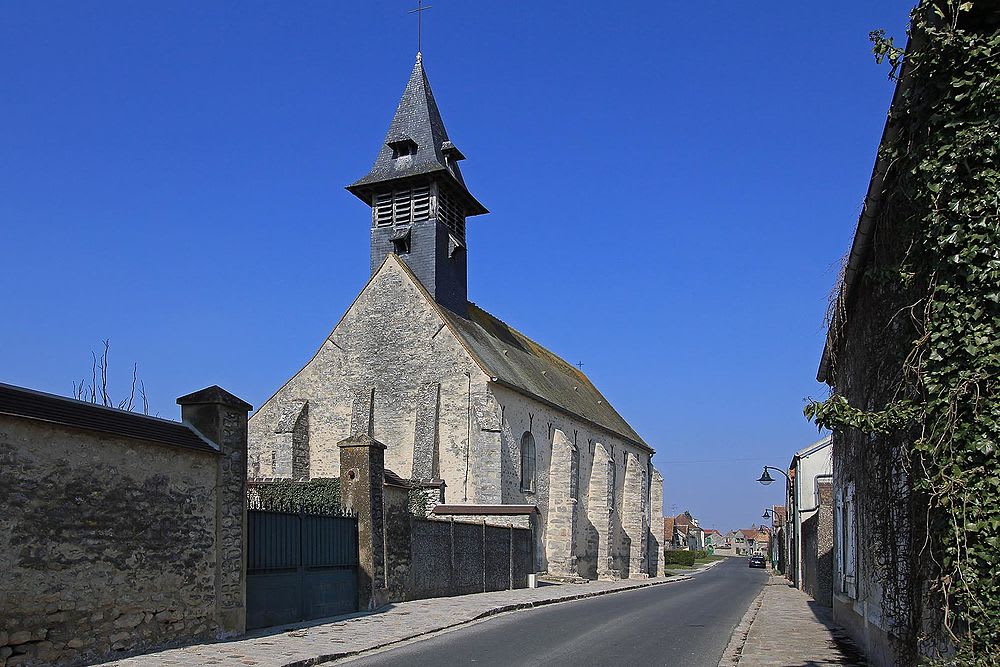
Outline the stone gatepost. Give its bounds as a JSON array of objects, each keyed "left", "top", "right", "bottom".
[
  {"left": 622, "top": 452, "right": 649, "bottom": 579},
  {"left": 338, "top": 433, "right": 389, "bottom": 610},
  {"left": 588, "top": 443, "right": 619, "bottom": 580},
  {"left": 648, "top": 467, "right": 665, "bottom": 577},
  {"left": 544, "top": 429, "right": 579, "bottom": 578},
  {"left": 177, "top": 385, "right": 253, "bottom": 635}
]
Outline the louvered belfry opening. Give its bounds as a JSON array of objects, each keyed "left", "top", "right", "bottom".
[
  {"left": 371, "top": 181, "right": 465, "bottom": 243},
  {"left": 436, "top": 184, "right": 466, "bottom": 243}
]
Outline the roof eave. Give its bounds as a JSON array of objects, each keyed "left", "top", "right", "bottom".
[
  {"left": 345, "top": 169, "right": 488, "bottom": 216},
  {"left": 817, "top": 38, "right": 916, "bottom": 384}
]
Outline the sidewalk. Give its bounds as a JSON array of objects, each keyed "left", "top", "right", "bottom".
[
  {"left": 105, "top": 570, "right": 704, "bottom": 667},
  {"left": 724, "top": 575, "right": 866, "bottom": 666}
]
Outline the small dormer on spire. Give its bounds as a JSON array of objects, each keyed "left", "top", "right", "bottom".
[{"left": 347, "top": 55, "right": 487, "bottom": 315}]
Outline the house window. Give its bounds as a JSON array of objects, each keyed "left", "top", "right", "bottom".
[{"left": 520, "top": 431, "right": 536, "bottom": 492}]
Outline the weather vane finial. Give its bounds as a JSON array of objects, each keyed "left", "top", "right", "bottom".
[{"left": 408, "top": 0, "right": 432, "bottom": 56}]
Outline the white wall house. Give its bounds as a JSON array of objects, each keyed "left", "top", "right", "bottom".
[{"left": 787, "top": 436, "right": 833, "bottom": 588}]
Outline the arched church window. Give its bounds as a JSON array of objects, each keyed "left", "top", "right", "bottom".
[{"left": 520, "top": 431, "right": 536, "bottom": 493}]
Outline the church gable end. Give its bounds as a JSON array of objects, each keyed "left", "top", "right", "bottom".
[{"left": 249, "top": 255, "right": 491, "bottom": 483}]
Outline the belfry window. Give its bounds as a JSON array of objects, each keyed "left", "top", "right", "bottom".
[
  {"left": 372, "top": 183, "right": 431, "bottom": 228},
  {"left": 520, "top": 431, "right": 536, "bottom": 493},
  {"left": 437, "top": 186, "right": 466, "bottom": 243}
]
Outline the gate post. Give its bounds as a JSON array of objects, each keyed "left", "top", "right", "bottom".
[
  {"left": 177, "top": 385, "right": 252, "bottom": 636},
  {"left": 339, "top": 434, "right": 389, "bottom": 611}
]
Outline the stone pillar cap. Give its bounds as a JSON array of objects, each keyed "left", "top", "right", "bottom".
[
  {"left": 338, "top": 433, "right": 387, "bottom": 450},
  {"left": 176, "top": 385, "right": 253, "bottom": 412}
]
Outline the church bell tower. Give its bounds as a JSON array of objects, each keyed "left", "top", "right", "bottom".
[{"left": 347, "top": 54, "right": 488, "bottom": 315}]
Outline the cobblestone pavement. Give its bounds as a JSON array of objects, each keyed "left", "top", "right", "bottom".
[
  {"left": 103, "top": 571, "right": 709, "bottom": 667},
  {"left": 734, "top": 575, "right": 866, "bottom": 666}
]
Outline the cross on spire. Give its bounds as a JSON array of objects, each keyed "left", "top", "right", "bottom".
[{"left": 408, "top": 0, "right": 432, "bottom": 55}]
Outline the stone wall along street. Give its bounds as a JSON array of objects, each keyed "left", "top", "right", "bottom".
[{"left": 0, "top": 384, "right": 251, "bottom": 667}]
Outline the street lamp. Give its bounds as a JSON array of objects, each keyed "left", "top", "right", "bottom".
[
  {"left": 756, "top": 466, "right": 789, "bottom": 486},
  {"left": 762, "top": 508, "right": 772, "bottom": 520},
  {"left": 756, "top": 467, "right": 792, "bottom": 577}
]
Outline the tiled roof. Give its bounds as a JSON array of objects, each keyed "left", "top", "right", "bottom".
[
  {"left": 440, "top": 303, "right": 650, "bottom": 450},
  {"left": 0, "top": 382, "right": 218, "bottom": 453},
  {"left": 383, "top": 468, "right": 411, "bottom": 488},
  {"left": 664, "top": 517, "right": 675, "bottom": 535}
]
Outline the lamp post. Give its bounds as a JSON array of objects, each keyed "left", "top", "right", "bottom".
[{"left": 757, "top": 467, "right": 791, "bottom": 574}]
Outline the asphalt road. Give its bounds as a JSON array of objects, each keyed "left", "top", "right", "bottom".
[{"left": 339, "top": 558, "right": 768, "bottom": 667}]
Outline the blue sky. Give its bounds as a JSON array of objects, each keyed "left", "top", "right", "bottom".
[{"left": 1, "top": 1, "right": 913, "bottom": 532}]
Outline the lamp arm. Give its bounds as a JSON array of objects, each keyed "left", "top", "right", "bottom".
[{"left": 762, "top": 465, "right": 790, "bottom": 481}]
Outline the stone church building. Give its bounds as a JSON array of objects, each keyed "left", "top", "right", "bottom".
[{"left": 249, "top": 54, "right": 665, "bottom": 580}]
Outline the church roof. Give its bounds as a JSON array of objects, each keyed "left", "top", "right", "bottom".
[
  {"left": 347, "top": 54, "right": 487, "bottom": 216},
  {"left": 438, "top": 301, "right": 651, "bottom": 451}
]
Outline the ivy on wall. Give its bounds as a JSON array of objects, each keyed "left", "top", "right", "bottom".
[
  {"left": 806, "top": 2, "right": 1000, "bottom": 663},
  {"left": 247, "top": 477, "right": 431, "bottom": 519},
  {"left": 248, "top": 478, "right": 341, "bottom": 513}
]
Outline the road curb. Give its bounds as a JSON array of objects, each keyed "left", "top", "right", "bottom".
[
  {"left": 717, "top": 573, "right": 770, "bottom": 666},
  {"left": 469, "top": 574, "right": 692, "bottom": 622},
  {"left": 297, "top": 575, "right": 692, "bottom": 666}
]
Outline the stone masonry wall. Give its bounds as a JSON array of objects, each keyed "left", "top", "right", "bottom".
[
  {"left": 622, "top": 452, "right": 648, "bottom": 578},
  {"left": 403, "top": 518, "right": 532, "bottom": 601},
  {"left": 249, "top": 257, "right": 491, "bottom": 502},
  {"left": 0, "top": 418, "right": 222, "bottom": 667},
  {"left": 802, "top": 482, "right": 835, "bottom": 607},
  {"left": 585, "top": 443, "right": 617, "bottom": 580},
  {"left": 491, "top": 384, "right": 652, "bottom": 579},
  {"left": 648, "top": 468, "right": 665, "bottom": 577}
]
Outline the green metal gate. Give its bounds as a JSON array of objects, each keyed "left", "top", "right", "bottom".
[{"left": 246, "top": 500, "right": 358, "bottom": 630}]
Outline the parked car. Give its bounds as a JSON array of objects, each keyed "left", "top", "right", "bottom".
[{"left": 748, "top": 555, "right": 767, "bottom": 569}]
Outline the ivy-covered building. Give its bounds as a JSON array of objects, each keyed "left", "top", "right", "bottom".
[{"left": 815, "top": 3, "right": 1000, "bottom": 664}]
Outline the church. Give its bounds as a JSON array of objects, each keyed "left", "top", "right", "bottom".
[{"left": 248, "top": 53, "right": 665, "bottom": 580}]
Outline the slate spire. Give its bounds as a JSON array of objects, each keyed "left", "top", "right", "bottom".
[
  {"left": 347, "top": 54, "right": 487, "bottom": 315},
  {"left": 347, "top": 54, "right": 486, "bottom": 215}
]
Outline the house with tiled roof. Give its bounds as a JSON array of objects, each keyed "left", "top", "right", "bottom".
[
  {"left": 664, "top": 511, "right": 707, "bottom": 551},
  {"left": 248, "top": 54, "right": 663, "bottom": 581}
]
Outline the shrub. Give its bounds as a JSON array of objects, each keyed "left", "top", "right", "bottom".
[{"left": 663, "top": 550, "right": 696, "bottom": 567}]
